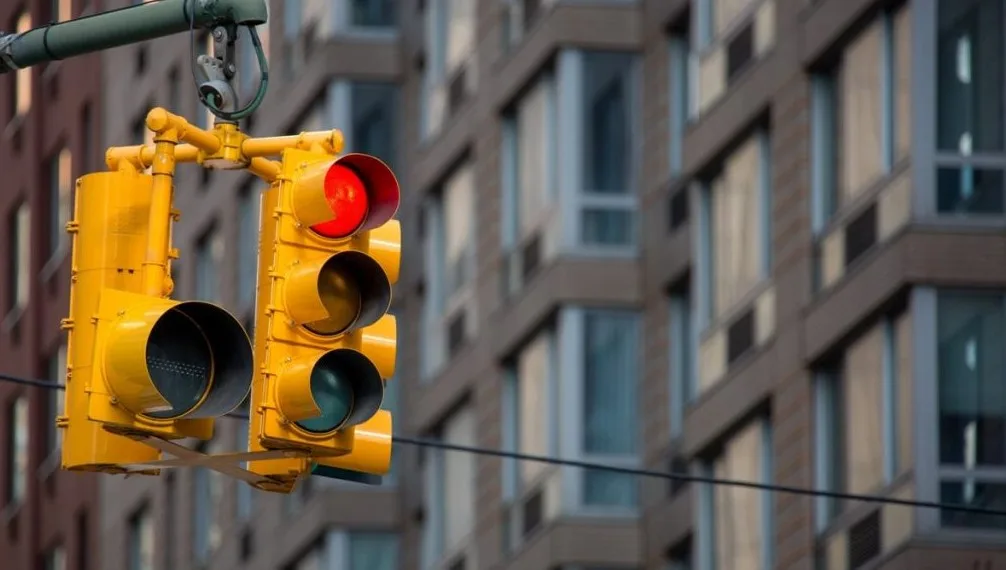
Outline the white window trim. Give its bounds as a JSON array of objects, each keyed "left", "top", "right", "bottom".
[
  {"left": 669, "top": 33, "right": 691, "bottom": 178},
  {"left": 555, "top": 49, "right": 641, "bottom": 257},
  {"left": 669, "top": 292, "right": 696, "bottom": 439},
  {"left": 556, "top": 306, "right": 641, "bottom": 517}
]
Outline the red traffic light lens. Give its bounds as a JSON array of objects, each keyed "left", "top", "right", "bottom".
[{"left": 310, "top": 165, "right": 370, "bottom": 239}]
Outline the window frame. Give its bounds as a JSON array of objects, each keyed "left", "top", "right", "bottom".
[
  {"left": 695, "top": 415, "right": 774, "bottom": 570},
  {"left": 913, "top": 287, "right": 1006, "bottom": 539},
  {"left": 555, "top": 49, "right": 642, "bottom": 255},
  {"left": 812, "top": 316, "right": 903, "bottom": 534},
  {"left": 501, "top": 326, "right": 559, "bottom": 551},
  {"left": 555, "top": 306, "right": 641, "bottom": 516},
  {"left": 6, "top": 395, "right": 28, "bottom": 508},
  {"left": 694, "top": 128, "right": 773, "bottom": 331}
]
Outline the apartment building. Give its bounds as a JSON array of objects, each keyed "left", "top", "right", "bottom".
[
  {"left": 92, "top": 0, "right": 1006, "bottom": 569},
  {"left": 0, "top": 0, "right": 104, "bottom": 568}
]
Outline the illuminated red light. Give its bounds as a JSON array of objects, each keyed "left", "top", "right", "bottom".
[{"left": 310, "top": 164, "right": 370, "bottom": 239}]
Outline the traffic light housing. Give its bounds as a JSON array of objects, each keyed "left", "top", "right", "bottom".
[
  {"left": 247, "top": 148, "right": 401, "bottom": 487},
  {"left": 61, "top": 168, "right": 253, "bottom": 473}
]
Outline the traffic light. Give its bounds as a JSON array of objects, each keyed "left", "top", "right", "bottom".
[
  {"left": 246, "top": 147, "right": 400, "bottom": 487},
  {"left": 61, "top": 168, "right": 253, "bottom": 473}
]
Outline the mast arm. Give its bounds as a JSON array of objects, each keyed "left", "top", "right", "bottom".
[{"left": 0, "top": 0, "right": 268, "bottom": 74}]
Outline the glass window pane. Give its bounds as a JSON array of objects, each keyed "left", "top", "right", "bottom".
[
  {"left": 351, "top": 83, "right": 397, "bottom": 168},
  {"left": 195, "top": 227, "right": 223, "bottom": 302},
  {"left": 128, "top": 508, "right": 155, "bottom": 570},
  {"left": 442, "top": 164, "right": 474, "bottom": 297},
  {"left": 839, "top": 20, "right": 884, "bottom": 203},
  {"left": 442, "top": 407, "right": 475, "bottom": 550},
  {"left": 842, "top": 325, "right": 884, "bottom": 495},
  {"left": 936, "top": 167, "right": 1004, "bottom": 214},
  {"left": 583, "top": 311, "right": 639, "bottom": 456},
  {"left": 351, "top": 0, "right": 394, "bottom": 27},
  {"left": 713, "top": 420, "right": 765, "bottom": 570},
  {"left": 8, "top": 397, "right": 27, "bottom": 504},
  {"left": 15, "top": 13, "right": 32, "bottom": 115},
  {"left": 237, "top": 186, "right": 259, "bottom": 306},
  {"left": 582, "top": 52, "right": 635, "bottom": 195},
  {"left": 349, "top": 532, "right": 398, "bottom": 570},
  {"left": 581, "top": 208, "right": 633, "bottom": 246},
  {"left": 940, "top": 480, "right": 1006, "bottom": 529},
  {"left": 937, "top": 0, "right": 1004, "bottom": 153},
  {"left": 517, "top": 331, "right": 550, "bottom": 485},
  {"left": 938, "top": 292, "right": 1006, "bottom": 467}
]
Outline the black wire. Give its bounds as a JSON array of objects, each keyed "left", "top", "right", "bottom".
[{"left": 5, "top": 373, "right": 1006, "bottom": 516}]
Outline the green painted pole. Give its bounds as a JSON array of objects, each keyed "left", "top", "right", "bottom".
[{"left": 0, "top": 0, "right": 268, "bottom": 74}]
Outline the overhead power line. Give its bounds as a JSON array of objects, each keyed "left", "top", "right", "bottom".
[{"left": 2, "top": 371, "right": 1004, "bottom": 517}]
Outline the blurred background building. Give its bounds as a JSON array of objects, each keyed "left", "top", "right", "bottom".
[
  {"left": 0, "top": 0, "right": 103, "bottom": 568},
  {"left": 3, "top": 0, "right": 1006, "bottom": 569}
]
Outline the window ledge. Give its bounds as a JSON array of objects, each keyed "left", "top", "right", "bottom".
[
  {"left": 0, "top": 499, "right": 22, "bottom": 526},
  {"left": 36, "top": 448, "right": 61, "bottom": 481},
  {"left": 40, "top": 244, "right": 70, "bottom": 283}
]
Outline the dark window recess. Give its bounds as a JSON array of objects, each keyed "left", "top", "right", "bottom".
[
  {"left": 135, "top": 46, "right": 147, "bottom": 75},
  {"left": 523, "top": 0, "right": 541, "bottom": 29},
  {"left": 726, "top": 307, "right": 755, "bottom": 364},
  {"left": 201, "top": 168, "right": 213, "bottom": 187},
  {"left": 447, "top": 557, "right": 466, "bottom": 570},
  {"left": 48, "top": 72, "right": 59, "bottom": 100},
  {"left": 10, "top": 128, "right": 22, "bottom": 154},
  {"left": 668, "top": 188, "right": 689, "bottom": 231},
  {"left": 726, "top": 21, "right": 754, "bottom": 83},
  {"left": 302, "top": 22, "right": 318, "bottom": 59},
  {"left": 521, "top": 488, "right": 543, "bottom": 537},
  {"left": 77, "top": 509, "right": 89, "bottom": 570},
  {"left": 843, "top": 203, "right": 877, "bottom": 268},
  {"left": 521, "top": 233, "right": 541, "bottom": 281},
  {"left": 448, "top": 66, "right": 468, "bottom": 116},
  {"left": 847, "top": 510, "right": 881, "bottom": 570},
  {"left": 239, "top": 528, "right": 253, "bottom": 561},
  {"left": 447, "top": 310, "right": 466, "bottom": 357},
  {"left": 668, "top": 455, "right": 690, "bottom": 496}
]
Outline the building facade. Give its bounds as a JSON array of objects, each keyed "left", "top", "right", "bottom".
[
  {"left": 93, "top": 0, "right": 1006, "bottom": 570},
  {"left": 0, "top": 0, "right": 103, "bottom": 569}
]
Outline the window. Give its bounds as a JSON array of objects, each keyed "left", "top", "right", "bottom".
[
  {"left": 350, "top": 83, "right": 397, "bottom": 168},
  {"left": 11, "top": 11, "right": 32, "bottom": 119},
  {"left": 292, "top": 532, "right": 399, "bottom": 569},
  {"left": 237, "top": 184, "right": 259, "bottom": 307},
  {"left": 669, "top": 288, "right": 697, "bottom": 438},
  {"left": 127, "top": 506, "right": 154, "bottom": 570},
  {"left": 698, "top": 131, "right": 771, "bottom": 325},
  {"left": 936, "top": 0, "right": 1005, "bottom": 214},
  {"left": 49, "top": 147, "right": 73, "bottom": 257},
  {"left": 421, "top": 406, "right": 475, "bottom": 567},
  {"left": 47, "top": 343, "right": 67, "bottom": 456},
  {"left": 697, "top": 417, "right": 773, "bottom": 570},
  {"left": 6, "top": 201, "right": 30, "bottom": 319},
  {"left": 419, "top": 162, "right": 475, "bottom": 380},
  {"left": 6, "top": 396, "right": 27, "bottom": 506},
  {"left": 501, "top": 72, "right": 557, "bottom": 295},
  {"left": 81, "top": 103, "right": 93, "bottom": 172},
  {"left": 421, "top": 0, "right": 475, "bottom": 139},
  {"left": 195, "top": 226, "right": 223, "bottom": 303},
  {"left": 813, "top": 313, "right": 911, "bottom": 531},
  {"left": 578, "top": 51, "right": 638, "bottom": 247},
  {"left": 347, "top": 532, "right": 398, "bottom": 569},
  {"left": 193, "top": 438, "right": 224, "bottom": 564},
  {"left": 382, "top": 358, "right": 400, "bottom": 484},
  {"left": 581, "top": 310, "right": 640, "bottom": 507},
  {"left": 502, "top": 328, "right": 556, "bottom": 549},
  {"left": 44, "top": 545, "right": 66, "bottom": 570},
  {"left": 669, "top": 30, "right": 693, "bottom": 178},
  {"left": 350, "top": 0, "right": 394, "bottom": 28},
  {"left": 234, "top": 412, "right": 254, "bottom": 520},
  {"left": 692, "top": 0, "right": 776, "bottom": 116},
  {"left": 811, "top": 5, "right": 911, "bottom": 229},
  {"left": 937, "top": 291, "right": 1006, "bottom": 529},
  {"left": 53, "top": 0, "right": 72, "bottom": 21}
]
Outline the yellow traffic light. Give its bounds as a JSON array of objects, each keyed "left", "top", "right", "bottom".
[
  {"left": 61, "top": 164, "right": 253, "bottom": 474},
  {"left": 247, "top": 147, "right": 400, "bottom": 487}
]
